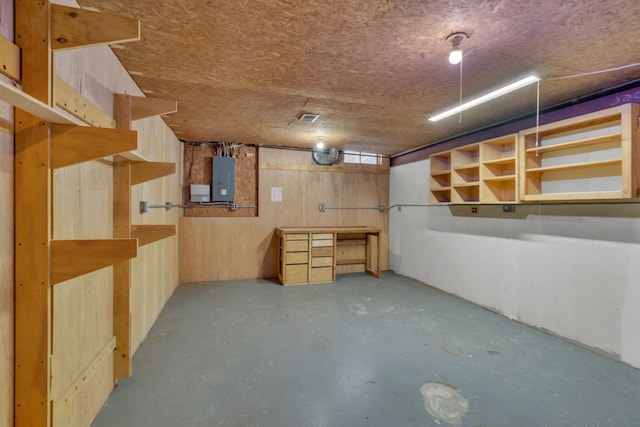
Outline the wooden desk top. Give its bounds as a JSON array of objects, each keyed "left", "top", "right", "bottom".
[{"left": 276, "top": 226, "right": 381, "bottom": 235}]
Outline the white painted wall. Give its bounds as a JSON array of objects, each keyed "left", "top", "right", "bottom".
[{"left": 389, "top": 159, "right": 640, "bottom": 369}]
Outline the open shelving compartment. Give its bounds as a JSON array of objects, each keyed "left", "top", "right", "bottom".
[
  {"left": 519, "top": 103, "right": 639, "bottom": 202},
  {"left": 430, "top": 150, "right": 452, "bottom": 203},
  {"left": 480, "top": 134, "right": 518, "bottom": 203},
  {"left": 451, "top": 143, "right": 480, "bottom": 203}
]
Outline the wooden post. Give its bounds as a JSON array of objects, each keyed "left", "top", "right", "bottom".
[{"left": 14, "top": 0, "right": 52, "bottom": 425}]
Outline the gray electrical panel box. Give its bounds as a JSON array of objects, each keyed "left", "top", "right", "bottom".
[{"left": 212, "top": 156, "right": 235, "bottom": 202}]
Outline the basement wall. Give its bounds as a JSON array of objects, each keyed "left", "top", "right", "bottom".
[
  {"left": 389, "top": 157, "right": 640, "bottom": 370},
  {"left": 0, "top": 0, "right": 182, "bottom": 425},
  {"left": 180, "top": 147, "right": 389, "bottom": 282}
]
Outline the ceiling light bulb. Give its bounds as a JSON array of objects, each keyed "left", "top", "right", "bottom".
[
  {"left": 445, "top": 32, "right": 467, "bottom": 65},
  {"left": 449, "top": 47, "right": 462, "bottom": 65},
  {"left": 316, "top": 138, "right": 325, "bottom": 149}
]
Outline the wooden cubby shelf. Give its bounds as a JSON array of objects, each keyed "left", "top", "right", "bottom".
[
  {"left": 430, "top": 134, "right": 519, "bottom": 204},
  {"left": 519, "top": 103, "right": 638, "bottom": 201}
]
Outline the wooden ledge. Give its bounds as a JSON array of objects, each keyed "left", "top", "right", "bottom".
[{"left": 51, "top": 239, "right": 137, "bottom": 285}]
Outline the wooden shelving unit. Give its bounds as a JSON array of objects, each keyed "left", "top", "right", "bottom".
[
  {"left": 480, "top": 134, "right": 518, "bottom": 203},
  {"left": 519, "top": 103, "right": 639, "bottom": 201},
  {"left": 451, "top": 143, "right": 480, "bottom": 203},
  {"left": 430, "top": 135, "right": 518, "bottom": 204},
  {"left": 429, "top": 103, "right": 640, "bottom": 205},
  {"left": 5, "top": 3, "right": 177, "bottom": 426},
  {"left": 430, "top": 151, "right": 452, "bottom": 203}
]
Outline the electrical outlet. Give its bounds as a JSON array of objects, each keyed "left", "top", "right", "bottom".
[
  {"left": 502, "top": 204, "right": 516, "bottom": 213},
  {"left": 319, "top": 204, "right": 326, "bottom": 212},
  {"left": 471, "top": 206, "right": 478, "bottom": 214}
]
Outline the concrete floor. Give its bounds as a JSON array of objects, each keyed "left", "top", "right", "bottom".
[{"left": 92, "top": 273, "right": 640, "bottom": 427}]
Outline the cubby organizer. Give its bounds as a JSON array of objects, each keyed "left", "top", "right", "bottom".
[
  {"left": 429, "top": 103, "right": 640, "bottom": 205},
  {"left": 430, "top": 134, "right": 518, "bottom": 204},
  {"left": 519, "top": 103, "right": 639, "bottom": 201}
]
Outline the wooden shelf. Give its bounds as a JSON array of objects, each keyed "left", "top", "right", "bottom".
[
  {"left": 51, "top": 125, "right": 137, "bottom": 168},
  {"left": 453, "top": 182, "right": 479, "bottom": 188},
  {"left": 525, "top": 158, "right": 621, "bottom": 174},
  {"left": 431, "top": 170, "right": 451, "bottom": 177},
  {"left": 0, "top": 79, "right": 82, "bottom": 125},
  {"left": 525, "top": 132, "right": 622, "bottom": 154},
  {"left": 50, "top": 239, "right": 137, "bottom": 285},
  {"left": 131, "top": 224, "right": 176, "bottom": 246},
  {"left": 454, "top": 163, "right": 479, "bottom": 171},
  {"left": 483, "top": 175, "right": 516, "bottom": 182},
  {"left": 336, "top": 258, "right": 366, "bottom": 266},
  {"left": 131, "top": 161, "right": 176, "bottom": 185},
  {"left": 519, "top": 103, "right": 638, "bottom": 202},
  {"left": 483, "top": 156, "right": 516, "bottom": 166}
]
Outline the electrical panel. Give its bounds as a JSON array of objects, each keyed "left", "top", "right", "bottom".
[{"left": 212, "top": 156, "right": 235, "bottom": 202}]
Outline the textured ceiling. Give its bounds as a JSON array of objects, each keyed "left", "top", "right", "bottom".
[{"left": 79, "top": 0, "right": 640, "bottom": 156}]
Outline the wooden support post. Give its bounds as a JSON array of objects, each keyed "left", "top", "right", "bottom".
[
  {"left": 14, "top": 0, "right": 52, "bottom": 425},
  {"left": 112, "top": 157, "right": 132, "bottom": 379},
  {"left": 50, "top": 4, "right": 140, "bottom": 50}
]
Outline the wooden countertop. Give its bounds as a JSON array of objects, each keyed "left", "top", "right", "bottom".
[{"left": 276, "top": 226, "right": 381, "bottom": 235}]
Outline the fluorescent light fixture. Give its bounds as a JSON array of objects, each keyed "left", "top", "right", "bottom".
[{"left": 428, "top": 73, "right": 540, "bottom": 122}]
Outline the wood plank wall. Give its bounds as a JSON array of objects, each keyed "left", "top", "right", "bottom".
[
  {"left": 180, "top": 148, "right": 389, "bottom": 282},
  {"left": 50, "top": 42, "right": 181, "bottom": 426},
  {"left": 0, "top": 0, "right": 13, "bottom": 424}
]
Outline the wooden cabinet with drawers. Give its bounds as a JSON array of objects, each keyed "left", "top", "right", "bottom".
[{"left": 276, "top": 227, "right": 381, "bottom": 285}]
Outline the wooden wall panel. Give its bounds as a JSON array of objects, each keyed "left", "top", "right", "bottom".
[
  {"left": 0, "top": 2, "right": 13, "bottom": 426},
  {"left": 179, "top": 147, "right": 389, "bottom": 282},
  {"left": 129, "top": 116, "right": 181, "bottom": 354}
]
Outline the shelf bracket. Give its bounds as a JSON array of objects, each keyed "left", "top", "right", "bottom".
[
  {"left": 51, "top": 124, "right": 138, "bottom": 168},
  {"left": 0, "top": 34, "right": 20, "bottom": 82},
  {"left": 51, "top": 4, "right": 140, "bottom": 51},
  {"left": 51, "top": 239, "right": 138, "bottom": 285},
  {"left": 131, "top": 161, "right": 176, "bottom": 185},
  {"left": 131, "top": 224, "right": 177, "bottom": 246}
]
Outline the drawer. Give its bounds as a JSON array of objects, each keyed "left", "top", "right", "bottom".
[
  {"left": 286, "top": 233, "right": 309, "bottom": 241},
  {"left": 312, "top": 233, "right": 333, "bottom": 240},
  {"left": 286, "top": 240, "right": 309, "bottom": 252},
  {"left": 311, "top": 256, "right": 333, "bottom": 267},
  {"left": 286, "top": 252, "right": 308, "bottom": 264},
  {"left": 310, "top": 266, "right": 333, "bottom": 283},
  {"left": 285, "top": 264, "right": 308, "bottom": 284},
  {"left": 311, "top": 239, "right": 334, "bottom": 248},
  {"left": 311, "top": 246, "right": 334, "bottom": 257}
]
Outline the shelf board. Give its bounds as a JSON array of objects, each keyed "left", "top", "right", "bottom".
[
  {"left": 431, "top": 170, "right": 451, "bottom": 176},
  {"left": 453, "top": 163, "right": 479, "bottom": 171},
  {"left": 336, "top": 258, "right": 366, "bottom": 266},
  {"left": 525, "top": 133, "right": 621, "bottom": 154},
  {"left": 51, "top": 239, "right": 137, "bottom": 285},
  {"left": 0, "top": 79, "right": 82, "bottom": 125},
  {"left": 482, "top": 174, "right": 516, "bottom": 182},
  {"left": 523, "top": 190, "right": 625, "bottom": 201},
  {"left": 452, "top": 182, "right": 480, "bottom": 188},
  {"left": 431, "top": 187, "right": 451, "bottom": 191},
  {"left": 131, "top": 224, "right": 176, "bottom": 246},
  {"left": 525, "top": 158, "right": 621, "bottom": 174},
  {"left": 482, "top": 157, "right": 516, "bottom": 166}
]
